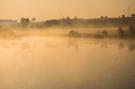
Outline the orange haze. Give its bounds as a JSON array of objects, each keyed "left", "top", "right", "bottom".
[{"left": 0, "top": 0, "right": 135, "bottom": 21}]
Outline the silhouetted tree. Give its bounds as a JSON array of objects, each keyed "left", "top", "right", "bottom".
[
  {"left": 32, "top": 17, "right": 36, "bottom": 22},
  {"left": 20, "top": 18, "right": 30, "bottom": 27},
  {"left": 105, "top": 16, "right": 108, "bottom": 20},
  {"left": 101, "top": 16, "right": 104, "bottom": 20},
  {"left": 45, "top": 20, "right": 60, "bottom": 27},
  {"left": 20, "top": 18, "right": 25, "bottom": 24},
  {"left": 131, "top": 14, "right": 135, "bottom": 18},
  {"left": 66, "top": 17, "right": 70, "bottom": 20},
  {"left": 26, "top": 18, "right": 30, "bottom": 23},
  {"left": 122, "top": 15, "right": 126, "bottom": 19}
]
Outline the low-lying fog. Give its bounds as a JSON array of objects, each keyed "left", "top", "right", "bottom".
[{"left": 0, "top": 27, "right": 135, "bottom": 89}]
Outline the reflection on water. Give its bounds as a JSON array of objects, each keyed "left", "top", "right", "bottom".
[{"left": 0, "top": 36, "right": 135, "bottom": 89}]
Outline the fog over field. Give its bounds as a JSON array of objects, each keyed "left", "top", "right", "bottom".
[
  {"left": 0, "top": 0, "right": 135, "bottom": 89},
  {"left": 0, "top": 26, "right": 135, "bottom": 89}
]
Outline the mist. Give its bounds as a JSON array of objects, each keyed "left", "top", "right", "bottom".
[
  {"left": 0, "top": 26, "right": 135, "bottom": 89},
  {"left": 0, "top": 0, "right": 135, "bottom": 89}
]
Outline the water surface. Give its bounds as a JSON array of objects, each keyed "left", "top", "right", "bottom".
[{"left": 0, "top": 36, "right": 135, "bottom": 89}]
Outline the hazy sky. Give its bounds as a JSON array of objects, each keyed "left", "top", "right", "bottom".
[{"left": 0, "top": 0, "right": 135, "bottom": 21}]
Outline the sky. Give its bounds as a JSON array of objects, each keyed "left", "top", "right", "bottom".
[{"left": 0, "top": 0, "right": 135, "bottom": 21}]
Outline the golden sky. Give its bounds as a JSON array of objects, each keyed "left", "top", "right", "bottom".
[{"left": 0, "top": 0, "right": 135, "bottom": 21}]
